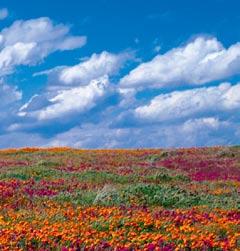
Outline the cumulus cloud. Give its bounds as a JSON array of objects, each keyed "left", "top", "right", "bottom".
[
  {"left": 1, "top": 29, "right": 239, "bottom": 148},
  {"left": 161, "top": 117, "right": 235, "bottom": 147},
  {"left": 0, "top": 81, "right": 22, "bottom": 130},
  {"left": 0, "top": 17, "right": 86, "bottom": 75},
  {"left": 19, "top": 75, "right": 109, "bottom": 120},
  {"left": 120, "top": 36, "right": 240, "bottom": 89},
  {"left": 19, "top": 51, "right": 131, "bottom": 122},
  {"left": 2, "top": 116, "right": 238, "bottom": 149},
  {"left": 1, "top": 115, "right": 236, "bottom": 149},
  {"left": 0, "top": 8, "right": 8, "bottom": 20},
  {"left": 46, "top": 123, "right": 129, "bottom": 148},
  {"left": 0, "top": 43, "right": 36, "bottom": 76},
  {"left": 183, "top": 117, "right": 221, "bottom": 131},
  {"left": 45, "top": 117, "right": 237, "bottom": 148},
  {"left": 0, "top": 132, "right": 46, "bottom": 149},
  {"left": 135, "top": 82, "right": 240, "bottom": 122},
  {"left": 0, "top": 82, "right": 22, "bottom": 109},
  {"left": 59, "top": 51, "right": 129, "bottom": 85},
  {"left": 37, "top": 51, "right": 131, "bottom": 86}
]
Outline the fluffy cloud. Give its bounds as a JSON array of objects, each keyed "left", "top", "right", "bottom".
[
  {"left": 0, "top": 17, "right": 86, "bottom": 75},
  {"left": 37, "top": 51, "right": 131, "bottom": 87},
  {"left": 0, "top": 81, "right": 22, "bottom": 130},
  {"left": 135, "top": 82, "right": 240, "bottom": 122},
  {"left": 0, "top": 43, "right": 36, "bottom": 76},
  {"left": 0, "top": 82, "right": 22, "bottom": 109},
  {"left": 1, "top": 115, "right": 237, "bottom": 149},
  {"left": 1, "top": 29, "right": 239, "bottom": 148},
  {"left": 58, "top": 51, "right": 130, "bottom": 85},
  {"left": 120, "top": 36, "right": 240, "bottom": 89},
  {"left": 0, "top": 8, "right": 8, "bottom": 20},
  {"left": 19, "top": 51, "right": 130, "bottom": 122},
  {"left": 44, "top": 117, "right": 237, "bottom": 148},
  {"left": 159, "top": 117, "right": 236, "bottom": 147},
  {"left": 1, "top": 115, "right": 236, "bottom": 149},
  {"left": 46, "top": 123, "right": 129, "bottom": 148},
  {"left": 0, "top": 132, "right": 46, "bottom": 149},
  {"left": 19, "top": 75, "right": 109, "bottom": 120}
]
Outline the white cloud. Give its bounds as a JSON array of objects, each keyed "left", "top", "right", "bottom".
[
  {"left": 1, "top": 115, "right": 237, "bottom": 149},
  {"left": 40, "top": 51, "right": 131, "bottom": 86},
  {"left": 161, "top": 117, "right": 234, "bottom": 147},
  {"left": 0, "top": 8, "right": 8, "bottom": 20},
  {"left": 45, "top": 117, "right": 237, "bottom": 148},
  {"left": 0, "top": 17, "right": 86, "bottom": 49},
  {"left": 20, "top": 75, "right": 109, "bottom": 120},
  {"left": 19, "top": 51, "right": 131, "bottom": 122},
  {"left": 135, "top": 82, "right": 240, "bottom": 122},
  {"left": 0, "top": 82, "right": 22, "bottom": 108},
  {"left": 183, "top": 117, "right": 221, "bottom": 131},
  {"left": 0, "top": 81, "right": 22, "bottom": 127},
  {"left": 0, "top": 17, "right": 86, "bottom": 75},
  {"left": 118, "top": 87, "right": 137, "bottom": 108},
  {"left": 120, "top": 36, "right": 240, "bottom": 89},
  {"left": 0, "top": 42, "right": 36, "bottom": 75},
  {"left": 0, "top": 29, "right": 239, "bottom": 149},
  {"left": 17, "top": 49, "right": 132, "bottom": 128},
  {"left": 46, "top": 123, "right": 128, "bottom": 148},
  {"left": 0, "top": 132, "right": 46, "bottom": 149}
]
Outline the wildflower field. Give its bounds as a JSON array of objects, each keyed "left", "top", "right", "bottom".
[{"left": 0, "top": 147, "right": 239, "bottom": 250}]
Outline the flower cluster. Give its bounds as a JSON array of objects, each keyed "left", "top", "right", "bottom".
[
  {"left": 0, "top": 147, "right": 239, "bottom": 250},
  {"left": 0, "top": 204, "right": 239, "bottom": 250}
]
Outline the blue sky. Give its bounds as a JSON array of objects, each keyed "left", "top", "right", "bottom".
[{"left": 0, "top": 0, "right": 240, "bottom": 148}]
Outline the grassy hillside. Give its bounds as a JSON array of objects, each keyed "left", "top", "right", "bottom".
[{"left": 0, "top": 147, "right": 239, "bottom": 250}]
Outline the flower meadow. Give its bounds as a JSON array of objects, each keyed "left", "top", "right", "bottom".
[{"left": 0, "top": 147, "right": 239, "bottom": 250}]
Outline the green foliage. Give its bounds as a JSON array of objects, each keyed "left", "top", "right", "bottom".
[
  {"left": 53, "top": 190, "right": 97, "bottom": 206},
  {"left": 0, "top": 162, "right": 60, "bottom": 181},
  {"left": 145, "top": 167, "right": 190, "bottom": 183},
  {"left": 92, "top": 219, "right": 110, "bottom": 232},
  {"left": 121, "top": 184, "right": 200, "bottom": 207},
  {"left": 75, "top": 170, "right": 133, "bottom": 184},
  {"left": 146, "top": 151, "right": 173, "bottom": 162},
  {"left": 92, "top": 183, "right": 240, "bottom": 209}
]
